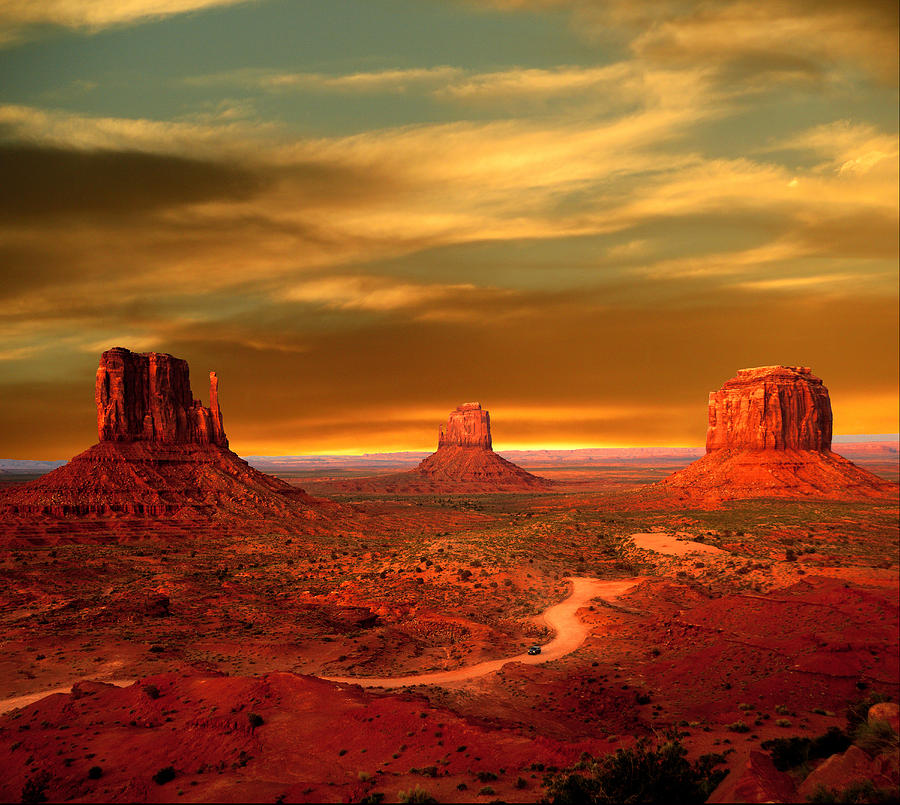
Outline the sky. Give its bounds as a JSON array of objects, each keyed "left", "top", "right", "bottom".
[{"left": 0, "top": 0, "right": 897, "bottom": 457}]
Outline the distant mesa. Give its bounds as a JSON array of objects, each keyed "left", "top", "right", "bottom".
[
  {"left": 654, "top": 366, "right": 897, "bottom": 501},
  {"left": 412, "top": 402, "right": 549, "bottom": 490},
  {"left": 308, "top": 402, "right": 551, "bottom": 494},
  {"left": 0, "top": 347, "right": 324, "bottom": 524}
]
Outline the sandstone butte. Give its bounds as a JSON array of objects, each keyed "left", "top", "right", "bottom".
[
  {"left": 412, "top": 402, "right": 550, "bottom": 491},
  {"left": 654, "top": 366, "right": 898, "bottom": 501},
  {"left": 0, "top": 348, "right": 322, "bottom": 521}
]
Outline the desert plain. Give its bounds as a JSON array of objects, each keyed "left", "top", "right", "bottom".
[{"left": 0, "top": 355, "right": 897, "bottom": 804}]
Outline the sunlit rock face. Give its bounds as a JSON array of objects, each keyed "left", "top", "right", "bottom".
[
  {"left": 706, "top": 366, "right": 832, "bottom": 452},
  {"left": 437, "top": 402, "right": 492, "bottom": 450},
  {"left": 651, "top": 366, "right": 896, "bottom": 502},
  {"left": 96, "top": 347, "right": 227, "bottom": 447},
  {"left": 0, "top": 348, "right": 324, "bottom": 522}
]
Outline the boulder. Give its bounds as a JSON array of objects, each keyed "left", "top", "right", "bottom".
[
  {"left": 797, "top": 744, "right": 897, "bottom": 801},
  {"left": 706, "top": 750, "right": 796, "bottom": 803},
  {"left": 869, "top": 702, "right": 900, "bottom": 733}
]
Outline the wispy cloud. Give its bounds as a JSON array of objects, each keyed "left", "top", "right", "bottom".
[
  {"left": 186, "top": 66, "right": 464, "bottom": 93},
  {"left": 0, "top": 0, "right": 257, "bottom": 43}
]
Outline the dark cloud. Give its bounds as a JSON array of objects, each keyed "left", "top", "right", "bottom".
[{"left": 0, "top": 144, "right": 267, "bottom": 221}]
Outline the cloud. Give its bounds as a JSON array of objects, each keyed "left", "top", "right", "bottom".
[
  {"left": 186, "top": 66, "right": 464, "bottom": 93},
  {"left": 284, "top": 276, "right": 486, "bottom": 313},
  {"left": 0, "top": 143, "right": 265, "bottom": 222},
  {"left": 0, "top": 0, "right": 257, "bottom": 43},
  {"left": 473, "top": 0, "right": 898, "bottom": 86}
]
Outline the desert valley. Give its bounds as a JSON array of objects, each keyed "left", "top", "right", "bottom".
[
  {"left": 0, "top": 349, "right": 897, "bottom": 804},
  {"left": 1, "top": 2, "right": 898, "bottom": 802}
]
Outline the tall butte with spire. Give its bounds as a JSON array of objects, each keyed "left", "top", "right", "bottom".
[
  {"left": 411, "top": 402, "right": 549, "bottom": 491},
  {"left": 0, "top": 347, "right": 321, "bottom": 521},
  {"left": 653, "top": 366, "right": 897, "bottom": 501}
]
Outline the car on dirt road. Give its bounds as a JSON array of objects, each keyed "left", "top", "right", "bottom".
[{"left": 527, "top": 645, "right": 542, "bottom": 655}]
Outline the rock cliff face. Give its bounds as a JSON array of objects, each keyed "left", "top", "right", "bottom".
[
  {"left": 0, "top": 348, "right": 325, "bottom": 525},
  {"left": 438, "top": 403, "right": 492, "bottom": 450},
  {"left": 96, "top": 348, "right": 227, "bottom": 447},
  {"left": 653, "top": 366, "right": 896, "bottom": 502},
  {"left": 706, "top": 366, "right": 831, "bottom": 452}
]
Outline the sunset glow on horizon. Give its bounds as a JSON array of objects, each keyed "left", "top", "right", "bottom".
[{"left": 0, "top": 0, "right": 897, "bottom": 459}]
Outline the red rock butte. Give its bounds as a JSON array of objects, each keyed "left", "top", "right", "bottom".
[
  {"left": 413, "top": 402, "right": 549, "bottom": 491},
  {"left": 96, "top": 348, "right": 227, "bottom": 447},
  {"left": 654, "top": 366, "right": 897, "bottom": 501},
  {"left": 438, "top": 402, "right": 492, "bottom": 450},
  {"left": 0, "top": 348, "right": 325, "bottom": 526}
]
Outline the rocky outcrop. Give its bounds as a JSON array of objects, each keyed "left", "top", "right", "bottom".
[
  {"left": 438, "top": 403, "right": 492, "bottom": 449},
  {"left": 96, "top": 348, "right": 226, "bottom": 447},
  {"left": 0, "top": 348, "right": 326, "bottom": 525},
  {"left": 706, "top": 366, "right": 831, "bottom": 451},
  {"left": 652, "top": 366, "right": 897, "bottom": 502}
]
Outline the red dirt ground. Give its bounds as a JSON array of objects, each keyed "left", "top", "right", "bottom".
[{"left": 0, "top": 462, "right": 897, "bottom": 803}]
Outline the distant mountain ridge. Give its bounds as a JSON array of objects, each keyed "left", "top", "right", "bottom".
[{"left": 5, "top": 438, "right": 897, "bottom": 475}]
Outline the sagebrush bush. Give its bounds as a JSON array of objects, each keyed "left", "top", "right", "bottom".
[{"left": 542, "top": 731, "right": 727, "bottom": 804}]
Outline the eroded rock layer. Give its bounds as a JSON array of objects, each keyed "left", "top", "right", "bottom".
[
  {"left": 706, "top": 366, "right": 831, "bottom": 451},
  {"left": 438, "top": 402, "right": 492, "bottom": 450},
  {"left": 96, "top": 348, "right": 227, "bottom": 447},
  {"left": 653, "top": 366, "right": 896, "bottom": 502}
]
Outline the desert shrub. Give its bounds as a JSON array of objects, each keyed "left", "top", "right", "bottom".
[
  {"left": 727, "top": 721, "right": 750, "bottom": 733},
  {"left": 476, "top": 771, "right": 498, "bottom": 782},
  {"left": 479, "top": 787, "right": 495, "bottom": 795},
  {"left": 762, "top": 728, "right": 851, "bottom": 771},
  {"left": 516, "top": 777, "right": 528, "bottom": 789},
  {"left": 397, "top": 786, "right": 437, "bottom": 804},
  {"left": 853, "top": 719, "right": 899, "bottom": 757},
  {"left": 542, "top": 732, "right": 728, "bottom": 804},
  {"left": 359, "top": 794, "right": 384, "bottom": 805},
  {"left": 248, "top": 712, "right": 264, "bottom": 729},
  {"left": 87, "top": 766, "right": 103, "bottom": 780},
  {"left": 152, "top": 766, "right": 176, "bottom": 785},
  {"left": 776, "top": 718, "right": 792, "bottom": 727},
  {"left": 142, "top": 684, "right": 160, "bottom": 700},
  {"left": 808, "top": 779, "right": 900, "bottom": 804},
  {"left": 20, "top": 772, "right": 51, "bottom": 804}
]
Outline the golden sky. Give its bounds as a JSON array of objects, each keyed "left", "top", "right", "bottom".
[{"left": 0, "top": 0, "right": 897, "bottom": 457}]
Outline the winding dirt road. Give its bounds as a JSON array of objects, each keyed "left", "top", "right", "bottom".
[
  {"left": 324, "top": 576, "right": 639, "bottom": 689},
  {"left": 0, "top": 576, "right": 639, "bottom": 713}
]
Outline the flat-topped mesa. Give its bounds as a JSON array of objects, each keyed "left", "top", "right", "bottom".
[
  {"left": 96, "top": 348, "right": 227, "bottom": 447},
  {"left": 437, "top": 402, "right": 492, "bottom": 450},
  {"left": 706, "top": 366, "right": 832, "bottom": 453}
]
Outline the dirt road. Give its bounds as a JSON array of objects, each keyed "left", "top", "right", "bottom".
[
  {"left": 324, "top": 576, "right": 639, "bottom": 689},
  {"left": 0, "top": 576, "right": 639, "bottom": 712}
]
